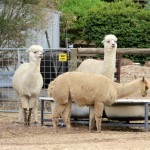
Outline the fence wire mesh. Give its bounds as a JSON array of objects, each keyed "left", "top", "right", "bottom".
[{"left": 0, "top": 48, "right": 70, "bottom": 112}]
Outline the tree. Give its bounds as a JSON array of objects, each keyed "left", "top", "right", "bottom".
[
  {"left": 58, "top": 0, "right": 103, "bottom": 46},
  {"left": 0, "top": 0, "right": 63, "bottom": 70},
  {"left": 0, "top": 0, "right": 63, "bottom": 48}
]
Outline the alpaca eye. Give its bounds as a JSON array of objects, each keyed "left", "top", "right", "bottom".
[
  {"left": 107, "top": 41, "right": 110, "bottom": 43},
  {"left": 34, "top": 51, "right": 37, "bottom": 53}
]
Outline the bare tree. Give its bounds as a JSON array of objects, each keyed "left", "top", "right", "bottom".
[
  {"left": 0, "top": 0, "right": 63, "bottom": 48},
  {"left": 0, "top": 0, "right": 63, "bottom": 69}
]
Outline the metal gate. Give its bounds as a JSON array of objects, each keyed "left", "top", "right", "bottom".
[{"left": 0, "top": 48, "right": 70, "bottom": 112}]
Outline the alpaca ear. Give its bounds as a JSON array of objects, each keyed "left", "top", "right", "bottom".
[
  {"left": 26, "top": 46, "right": 32, "bottom": 52},
  {"left": 142, "top": 76, "right": 145, "bottom": 82},
  {"left": 26, "top": 48, "right": 30, "bottom": 52}
]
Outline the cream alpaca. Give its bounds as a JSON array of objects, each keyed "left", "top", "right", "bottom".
[
  {"left": 12, "top": 45, "right": 43, "bottom": 125},
  {"left": 47, "top": 72, "right": 149, "bottom": 132},
  {"left": 76, "top": 34, "right": 117, "bottom": 80}
]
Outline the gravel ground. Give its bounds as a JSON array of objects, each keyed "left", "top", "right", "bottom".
[{"left": 121, "top": 65, "right": 150, "bottom": 82}]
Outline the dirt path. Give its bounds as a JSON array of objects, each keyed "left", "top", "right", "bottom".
[
  {"left": 0, "top": 113, "right": 150, "bottom": 150},
  {"left": 1, "top": 124, "right": 150, "bottom": 150}
]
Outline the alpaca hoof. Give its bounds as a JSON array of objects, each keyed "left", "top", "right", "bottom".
[
  {"left": 67, "top": 126, "right": 72, "bottom": 130},
  {"left": 89, "top": 130, "right": 93, "bottom": 133},
  {"left": 53, "top": 128, "right": 58, "bottom": 133},
  {"left": 34, "top": 122, "right": 40, "bottom": 126},
  {"left": 96, "top": 130, "right": 101, "bottom": 133},
  {"left": 12, "top": 121, "right": 22, "bottom": 124},
  {"left": 24, "top": 123, "right": 28, "bottom": 126},
  {"left": 24, "top": 121, "right": 29, "bottom": 126},
  {"left": 66, "top": 126, "right": 72, "bottom": 132},
  {"left": 55, "top": 130, "right": 58, "bottom": 133}
]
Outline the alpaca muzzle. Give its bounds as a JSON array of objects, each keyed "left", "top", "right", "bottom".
[
  {"left": 142, "top": 91, "right": 147, "bottom": 97},
  {"left": 111, "top": 44, "right": 115, "bottom": 48},
  {"left": 39, "top": 54, "right": 43, "bottom": 58}
]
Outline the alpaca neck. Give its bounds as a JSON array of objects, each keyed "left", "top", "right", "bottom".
[
  {"left": 117, "top": 79, "right": 142, "bottom": 99},
  {"left": 26, "top": 61, "right": 40, "bottom": 82},
  {"left": 25, "top": 60, "right": 41, "bottom": 84},
  {"left": 102, "top": 48, "right": 116, "bottom": 80},
  {"left": 28, "top": 60, "right": 41, "bottom": 73}
]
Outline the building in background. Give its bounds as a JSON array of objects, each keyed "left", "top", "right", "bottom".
[{"left": 26, "top": 10, "right": 60, "bottom": 49}]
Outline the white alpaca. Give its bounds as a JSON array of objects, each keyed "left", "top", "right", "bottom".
[
  {"left": 47, "top": 72, "right": 149, "bottom": 132},
  {"left": 76, "top": 34, "right": 117, "bottom": 80},
  {"left": 12, "top": 45, "right": 43, "bottom": 125}
]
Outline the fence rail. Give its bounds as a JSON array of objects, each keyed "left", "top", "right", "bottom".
[{"left": 75, "top": 48, "right": 150, "bottom": 54}]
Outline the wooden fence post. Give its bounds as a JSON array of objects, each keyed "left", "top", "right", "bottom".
[
  {"left": 115, "top": 52, "right": 122, "bottom": 83},
  {"left": 69, "top": 48, "right": 78, "bottom": 71}
]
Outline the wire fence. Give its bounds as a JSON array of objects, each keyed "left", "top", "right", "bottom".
[
  {"left": 0, "top": 48, "right": 70, "bottom": 112},
  {"left": 1, "top": 47, "right": 150, "bottom": 114}
]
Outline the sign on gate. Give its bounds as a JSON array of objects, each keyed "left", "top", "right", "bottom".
[{"left": 58, "top": 53, "right": 67, "bottom": 62}]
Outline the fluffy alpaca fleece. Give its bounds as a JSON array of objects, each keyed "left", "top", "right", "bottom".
[
  {"left": 47, "top": 72, "right": 149, "bottom": 132},
  {"left": 12, "top": 45, "right": 43, "bottom": 125},
  {"left": 76, "top": 34, "right": 117, "bottom": 80}
]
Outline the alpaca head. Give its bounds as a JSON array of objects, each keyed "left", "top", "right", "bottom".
[
  {"left": 26, "top": 45, "right": 43, "bottom": 62},
  {"left": 140, "top": 77, "right": 150, "bottom": 97},
  {"left": 102, "top": 34, "right": 117, "bottom": 51}
]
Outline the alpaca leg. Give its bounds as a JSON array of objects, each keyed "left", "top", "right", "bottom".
[
  {"left": 27, "top": 108, "right": 32, "bottom": 126},
  {"left": 89, "top": 105, "right": 95, "bottom": 132},
  {"left": 61, "top": 99, "right": 72, "bottom": 129},
  {"left": 29, "top": 97, "right": 38, "bottom": 124},
  {"left": 53, "top": 102, "right": 66, "bottom": 132},
  {"left": 19, "top": 96, "right": 28, "bottom": 125},
  {"left": 18, "top": 106, "right": 24, "bottom": 123},
  {"left": 17, "top": 97, "right": 25, "bottom": 123},
  {"left": 23, "top": 108, "right": 28, "bottom": 126},
  {"left": 15, "top": 93, "right": 23, "bottom": 123},
  {"left": 33, "top": 100, "right": 39, "bottom": 124},
  {"left": 94, "top": 103, "right": 104, "bottom": 132}
]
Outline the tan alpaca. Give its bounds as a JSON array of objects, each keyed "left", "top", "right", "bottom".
[{"left": 47, "top": 72, "right": 149, "bottom": 132}]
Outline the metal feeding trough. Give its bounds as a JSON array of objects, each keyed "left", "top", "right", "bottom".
[
  {"left": 45, "top": 98, "right": 150, "bottom": 121},
  {"left": 40, "top": 97, "right": 150, "bottom": 131},
  {"left": 105, "top": 99, "right": 150, "bottom": 120},
  {"left": 105, "top": 105, "right": 148, "bottom": 119}
]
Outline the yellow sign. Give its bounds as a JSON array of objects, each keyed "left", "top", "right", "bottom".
[{"left": 58, "top": 53, "right": 67, "bottom": 62}]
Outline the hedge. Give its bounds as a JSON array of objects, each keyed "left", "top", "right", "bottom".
[
  {"left": 83, "top": 0, "right": 150, "bottom": 63},
  {"left": 83, "top": 0, "right": 150, "bottom": 48}
]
